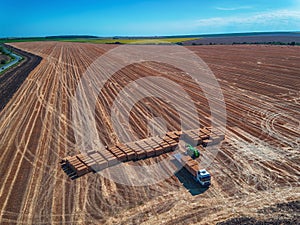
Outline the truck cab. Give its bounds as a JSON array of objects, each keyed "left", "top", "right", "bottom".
[{"left": 196, "top": 169, "right": 211, "bottom": 186}]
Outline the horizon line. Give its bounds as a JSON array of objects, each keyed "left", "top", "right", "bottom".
[{"left": 1, "top": 31, "right": 300, "bottom": 39}]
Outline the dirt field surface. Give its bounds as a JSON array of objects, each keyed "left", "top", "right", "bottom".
[
  {"left": 183, "top": 34, "right": 300, "bottom": 45},
  {"left": 0, "top": 42, "right": 299, "bottom": 224},
  {"left": 217, "top": 200, "right": 299, "bottom": 224}
]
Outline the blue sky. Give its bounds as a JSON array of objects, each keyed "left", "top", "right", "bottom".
[{"left": 1, "top": 0, "right": 300, "bottom": 37}]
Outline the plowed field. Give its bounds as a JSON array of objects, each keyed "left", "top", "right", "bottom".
[{"left": 0, "top": 42, "right": 299, "bottom": 224}]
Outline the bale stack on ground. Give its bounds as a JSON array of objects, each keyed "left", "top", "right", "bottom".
[
  {"left": 179, "top": 155, "right": 199, "bottom": 177},
  {"left": 183, "top": 127, "right": 225, "bottom": 147},
  {"left": 61, "top": 127, "right": 223, "bottom": 178}
]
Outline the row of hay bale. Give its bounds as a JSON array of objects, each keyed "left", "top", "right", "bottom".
[
  {"left": 183, "top": 127, "right": 225, "bottom": 147},
  {"left": 61, "top": 128, "right": 224, "bottom": 178},
  {"left": 62, "top": 155, "right": 90, "bottom": 177},
  {"left": 116, "top": 130, "right": 181, "bottom": 160},
  {"left": 61, "top": 131, "right": 182, "bottom": 177},
  {"left": 180, "top": 155, "right": 199, "bottom": 177}
]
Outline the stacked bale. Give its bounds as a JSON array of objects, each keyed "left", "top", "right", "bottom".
[
  {"left": 163, "top": 133, "right": 178, "bottom": 151},
  {"left": 77, "top": 154, "right": 97, "bottom": 170},
  {"left": 135, "top": 140, "right": 156, "bottom": 157},
  {"left": 61, "top": 127, "right": 222, "bottom": 178},
  {"left": 151, "top": 136, "right": 167, "bottom": 155},
  {"left": 180, "top": 155, "right": 199, "bottom": 177},
  {"left": 184, "top": 127, "right": 225, "bottom": 147},
  {"left": 107, "top": 146, "right": 127, "bottom": 162},
  {"left": 116, "top": 143, "right": 136, "bottom": 161},
  {"left": 99, "top": 149, "right": 119, "bottom": 166},
  {"left": 126, "top": 142, "right": 146, "bottom": 159},
  {"left": 143, "top": 138, "right": 160, "bottom": 157},
  {"left": 183, "top": 130, "right": 203, "bottom": 146},
  {"left": 89, "top": 152, "right": 109, "bottom": 171},
  {"left": 63, "top": 155, "right": 90, "bottom": 176}
]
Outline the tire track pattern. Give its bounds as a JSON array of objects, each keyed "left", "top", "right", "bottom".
[{"left": 0, "top": 43, "right": 299, "bottom": 224}]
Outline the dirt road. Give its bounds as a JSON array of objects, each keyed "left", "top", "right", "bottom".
[{"left": 0, "top": 45, "right": 42, "bottom": 111}]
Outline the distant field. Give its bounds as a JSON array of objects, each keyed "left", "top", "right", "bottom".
[
  {"left": 62, "top": 37, "right": 200, "bottom": 44},
  {"left": 183, "top": 35, "right": 300, "bottom": 45},
  {"left": 1, "top": 32, "right": 300, "bottom": 45},
  {"left": 0, "top": 37, "right": 200, "bottom": 44},
  {"left": 0, "top": 38, "right": 53, "bottom": 43}
]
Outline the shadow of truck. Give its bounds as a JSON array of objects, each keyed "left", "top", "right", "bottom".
[{"left": 173, "top": 159, "right": 209, "bottom": 196}]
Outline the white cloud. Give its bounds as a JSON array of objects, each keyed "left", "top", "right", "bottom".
[
  {"left": 128, "top": 9, "right": 300, "bottom": 36},
  {"left": 194, "top": 9, "right": 300, "bottom": 32},
  {"left": 216, "top": 6, "right": 252, "bottom": 11}
]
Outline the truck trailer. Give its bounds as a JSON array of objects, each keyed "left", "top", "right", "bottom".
[{"left": 174, "top": 153, "right": 211, "bottom": 187}]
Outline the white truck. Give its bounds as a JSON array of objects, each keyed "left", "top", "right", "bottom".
[{"left": 174, "top": 153, "right": 211, "bottom": 187}]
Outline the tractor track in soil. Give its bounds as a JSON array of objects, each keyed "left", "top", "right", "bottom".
[{"left": 0, "top": 42, "right": 299, "bottom": 224}]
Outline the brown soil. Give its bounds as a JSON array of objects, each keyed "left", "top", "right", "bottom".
[
  {"left": 217, "top": 201, "right": 300, "bottom": 224},
  {"left": 0, "top": 42, "right": 299, "bottom": 224}
]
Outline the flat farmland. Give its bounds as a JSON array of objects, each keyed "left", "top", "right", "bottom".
[{"left": 0, "top": 42, "right": 299, "bottom": 224}]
